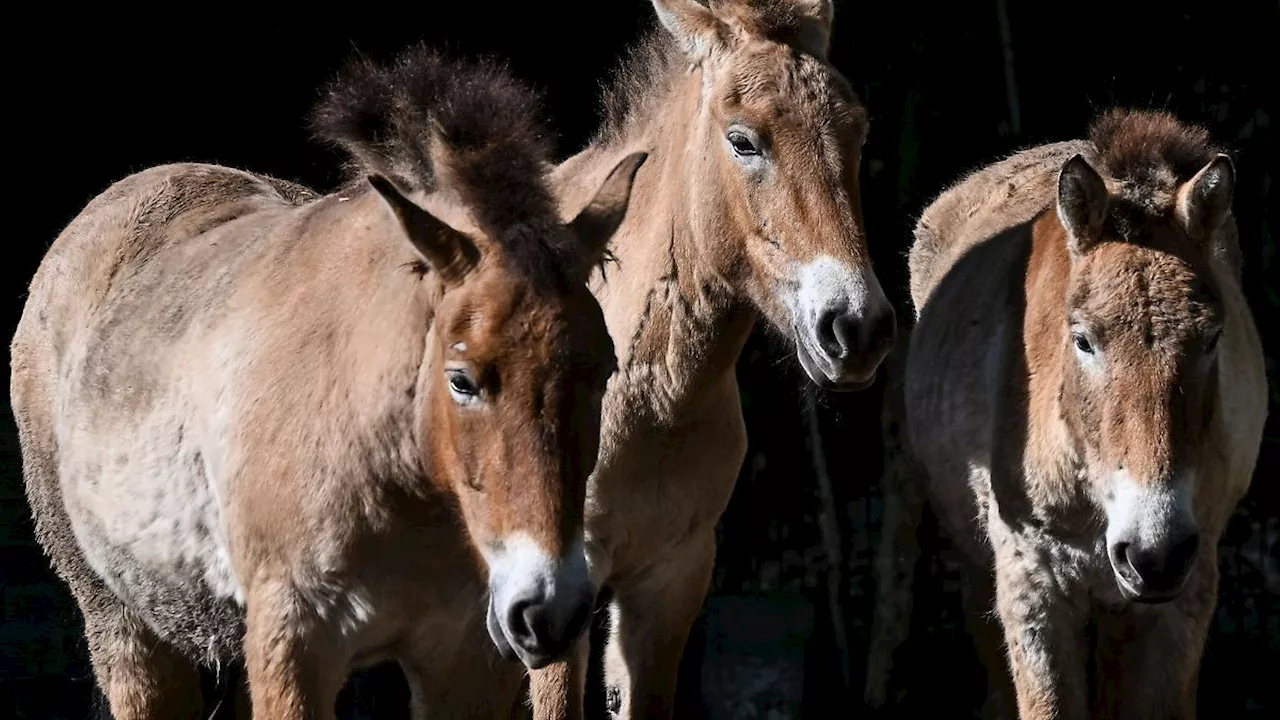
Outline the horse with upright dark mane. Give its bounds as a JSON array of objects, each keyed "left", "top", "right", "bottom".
[
  {"left": 455, "top": 1, "right": 894, "bottom": 717},
  {"left": 9, "top": 46, "right": 646, "bottom": 719},
  {"left": 897, "top": 108, "right": 1266, "bottom": 718}
]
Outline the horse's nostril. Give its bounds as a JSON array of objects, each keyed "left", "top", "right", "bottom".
[
  {"left": 1121, "top": 530, "right": 1200, "bottom": 595},
  {"left": 1110, "top": 541, "right": 1134, "bottom": 578},
  {"left": 815, "top": 309, "right": 843, "bottom": 356},
  {"left": 831, "top": 314, "right": 857, "bottom": 358},
  {"left": 522, "top": 602, "right": 550, "bottom": 644},
  {"left": 505, "top": 598, "right": 542, "bottom": 650},
  {"left": 1125, "top": 543, "right": 1154, "bottom": 580}
]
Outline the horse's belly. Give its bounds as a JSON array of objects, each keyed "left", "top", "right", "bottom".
[{"left": 59, "top": 407, "right": 246, "bottom": 660}]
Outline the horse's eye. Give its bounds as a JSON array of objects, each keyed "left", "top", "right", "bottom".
[
  {"left": 727, "top": 131, "right": 759, "bottom": 157},
  {"left": 1073, "top": 332, "right": 1094, "bottom": 355},
  {"left": 447, "top": 369, "right": 480, "bottom": 399}
]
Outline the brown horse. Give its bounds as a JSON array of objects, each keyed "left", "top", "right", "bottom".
[
  {"left": 9, "top": 46, "right": 647, "bottom": 719},
  {"left": 899, "top": 108, "right": 1267, "bottom": 719},
  {"left": 481, "top": 1, "right": 894, "bottom": 717}
]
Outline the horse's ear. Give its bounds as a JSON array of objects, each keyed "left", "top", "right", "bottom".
[
  {"left": 792, "top": 0, "right": 835, "bottom": 57},
  {"left": 368, "top": 174, "right": 480, "bottom": 286},
  {"left": 1176, "top": 153, "right": 1235, "bottom": 244},
  {"left": 566, "top": 152, "right": 649, "bottom": 281},
  {"left": 707, "top": 0, "right": 833, "bottom": 57},
  {"left": 1056, "top": 154, "right": 1109, "bottom": 256},
  {"left": 652, "top": 0, "right": 726, "bottom": 61}
]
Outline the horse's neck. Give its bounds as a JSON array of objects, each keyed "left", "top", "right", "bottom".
[
  {"left": 281, "top": 192, "right": 437, "bottom": 491},
  {"left": 557, "top": 143, "right": 756, "bottom": 418}
]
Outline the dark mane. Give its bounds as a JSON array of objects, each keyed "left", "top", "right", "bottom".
[
  {"left": 1090, "top": 109, "right": 1221, "bottom": 202},
  {"left": 593, "top": 22, "right": 683, "bottom": 148},
  {"left": 1087, "top": 108, "right": 1224, "bottom": 239},
  {"left": 309, "top": 43, "right": 563, "bottom": 251}
]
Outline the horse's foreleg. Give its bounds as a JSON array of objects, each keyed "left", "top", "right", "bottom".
[
  {"left": 989, "top": 520, "right": 1091, "bottom": 720},
  {"left": 1092, "top": 552, "right": 1218, "bottom": 720},
  {"left": 527, "top": 633, "right": 590, "bottom": 720},
  {"left": 602, "top": 534, "right": 715, "bottom": 720},
  {"left": 242, "top": 580, "right": 345, "bottom": 720},
  {"left": 81, "top": 597, "right": 205, "bottom": 720}
]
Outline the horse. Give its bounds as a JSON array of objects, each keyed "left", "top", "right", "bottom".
[
  {"left": 465, "top": 1, "right": 894, "bottom": 717},
  {"left": 8, "top": 44, "right": 648, "bottom": 720},
  {"left": 899, "top": 108, "right": 1267, "bottom": 719}
]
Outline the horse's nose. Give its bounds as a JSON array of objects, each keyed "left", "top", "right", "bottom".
[
  {"left": 1109, "top": 530, "right": 1200, "bottom": 602},
  {"left": 502, "top": 586, "right": 593, "bottom": 668},
  {"left": 817, "top": 303, "right": 896, "bottom": 361}
]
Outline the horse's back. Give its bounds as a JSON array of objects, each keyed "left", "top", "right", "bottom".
[
  {"left": 18, "top": 162, "right": 316, "bottom": 358},
  {"left": 908, "top": 140, "right": 1089, "bottom": 315},
  {"left": 10, "top": 161, "right": 319, "bottom": 661}
]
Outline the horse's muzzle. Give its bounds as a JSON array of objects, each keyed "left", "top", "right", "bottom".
[
  {"left": 788, "top": 256, "right": 897, "bottom": 392},
  {"left": 486, "top": 583, "right": 594, "bottom": 669},
  {"left": 482, "top": 535, "right": 597, "bottom": 669},
  {"left": 1109, "top": 530, "right": 1201, "bottom": 604}
]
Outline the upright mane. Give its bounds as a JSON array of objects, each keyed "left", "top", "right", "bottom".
[
  {"left": 1087, "top": 108, "right": 1225, "bottom": 238},
  {"left": 309, "top": 44, "right": 564, "bottom": 257},
  {"left": 593, "top": 23, "right": 684, "bottom": 149}
]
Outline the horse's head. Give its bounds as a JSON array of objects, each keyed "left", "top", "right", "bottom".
[
  {"left": 1051, "top": 111, "right": 1236, "bottom": 603},
  {"left": 386, "top": 153, "right": 644, "bottom": 669},
  {"left": 652, "top": 0, "right": 895, "bottom": 390},
  {"left": 314, "top": 46, "right": 646, "bottom": 668}
]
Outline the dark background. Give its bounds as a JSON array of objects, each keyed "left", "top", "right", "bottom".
[{"left": 2, "top": 1, "right": 1275, "bottom": 718}]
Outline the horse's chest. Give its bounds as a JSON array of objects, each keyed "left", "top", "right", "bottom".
[{"left": 586, "top": 394, "right": 747, "bottom": 576}]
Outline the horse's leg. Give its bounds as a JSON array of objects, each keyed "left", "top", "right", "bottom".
[
  {"left": 987, "top": 519, "right": 1091, "bottom": 720},
  {"left": 77, "top": 596, "right": 206, "bottom": 720},
  {"left": 527, "top": 634, "right": 590, "bottom": 720},
  {"left": 601, "top": 534, "right": 715, "bottom": 720},
  {"left": 928, "top": 459, "right": 1015, "bottom": 719},
  {"left": 242, "top": 580, "right": 345, "bottom": 720},
  {"left": 1092, "top": 555, "right": 1217, "bottom": 720}
]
